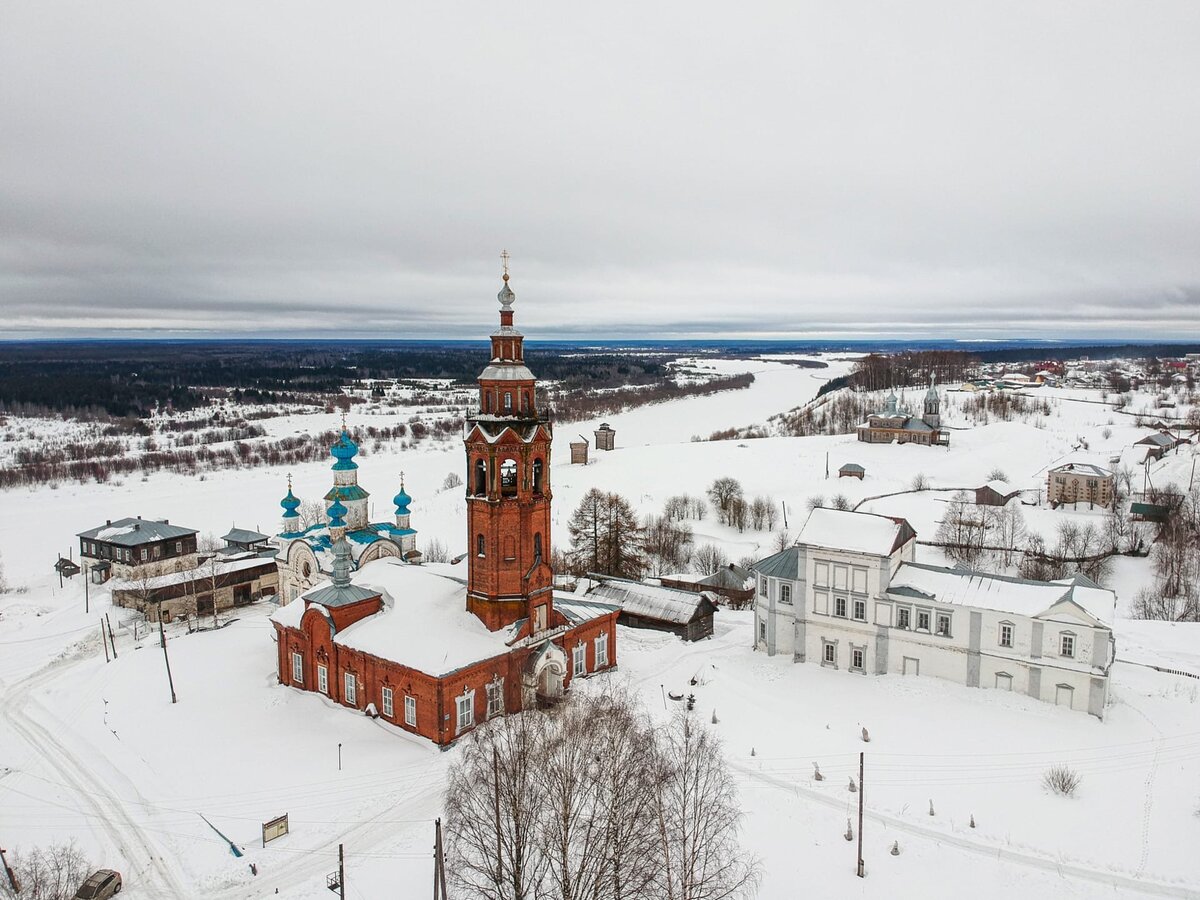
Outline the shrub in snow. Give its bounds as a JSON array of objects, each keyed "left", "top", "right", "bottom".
[
  {"left": 911, "top": 473, "right": 931, "bottom": 491},
  {"left": 442, "top": 471, "right": 463, "bottom": 490},
  {"left": 987, "top": 467, "right": 1008, "bottom": 482},
  {"left": 890, "top": 841, "right": 900, "bottom": 856},
  {"left": 711, "top": 710, "right": 719, "bottom": 724},
  {"left": 1043, "top": 764, "right": 1081, "bottom": 797},
  {"left": 970, "top": 814, "right": 976, "bottom": 828},
  {"left": 812, "top": 763, "right": 824, "bottom": 781},
  {"left": 928, "top": 800, "right": 935, "bottom": 816},
  {"left": 848, "top": 777, "right": 857, "bottom": 793},
  {"left": 861, "top": 727, "right": 870, "bottom": 743}
]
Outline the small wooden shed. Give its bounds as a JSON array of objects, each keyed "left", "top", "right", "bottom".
[
  {"left": 975, "top": 480, "right": 1020, "bottom": 507},
  {"left": 570, "top": 438, "right": 589, "bottom": 464},
  {"left": 838, "top": 463, "right": 865, "bottom": 479}
]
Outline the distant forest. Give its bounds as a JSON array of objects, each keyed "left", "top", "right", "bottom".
[{"left": 0, "top": 342, "right": 677, "bottom": 418}]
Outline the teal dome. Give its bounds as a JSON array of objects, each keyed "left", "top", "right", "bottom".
[
  {"left": 280, "top": 487, "right": 300, "bottom": 517},
  {"left": 327, "top": 499, "right": 348, "bottom": 528},
  {"left": 393, "top": 485, "right": 412, "bottom": 515},
  {"left": 330, "top": 430, "right": 359, "bottom": 471}
]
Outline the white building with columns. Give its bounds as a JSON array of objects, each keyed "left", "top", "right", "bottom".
[{"left": 752, "top": 508, "right": 1115, "bottom": 717}]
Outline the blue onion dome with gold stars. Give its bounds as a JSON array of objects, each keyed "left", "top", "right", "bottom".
[
  {"left": 327, "top": 499, "right": 348, "bottom": 528},
  {"left": 330, "top": 429, "right": 359, "bottom": 471}
]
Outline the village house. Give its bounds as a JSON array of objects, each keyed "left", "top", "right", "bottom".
[
  {"left": 111, "top": 553, "right": 279, "bottom": 623},
  {"left": 77, "top": 517, "right": 198, "bottom": 584},
  {"left": 752, "top": 508, "right": 1115, "bottom": 717},
  {"left": 271, "top": 268, "right": 620, "bottom": 746},
  {"left": 856, "top": 379, "right": 949, "bottom": 447},
  {"left": 584, "top": 575, "right": 718, "bottom": 641},
  {"left": 1045, "top": 462, "right": 1115, "bottom": 509},
  {"left": 838, "top": 463, "right": 865, "bottom": 480},
  {"left": 974, "top": 480, "right": 1021, "bottom": 507},
  {"left": 660, "top": 564, "right": 754, "bottom": 608},
  {"left": 1134, "top": 431, "right": 1190, "bottom": 461}
]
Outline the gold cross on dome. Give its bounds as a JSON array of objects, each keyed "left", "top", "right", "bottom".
[
  {"left": 501, "top": 249, "right": 510, "bottom": 279},
  {"left": 340, "top": 409, "right": 347, "bottom": 430}
]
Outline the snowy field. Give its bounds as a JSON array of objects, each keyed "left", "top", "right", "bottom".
[{"left": 2, "top": 358, "right": 1199, "bottom": 899}]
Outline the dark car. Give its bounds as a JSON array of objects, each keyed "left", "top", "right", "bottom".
[{"left": 74, "top": 869, "right": 122, "bottom": 899}]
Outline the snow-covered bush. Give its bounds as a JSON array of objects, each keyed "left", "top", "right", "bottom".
[
  {"left": 442, "top": 471, "right": 463, "bottom": 491},
  {"left": 911, "top": 473, "right": 930, "bottom": 491},
  {"left": 1042, "top": 764, "right": 1081, "bottom": 796}
]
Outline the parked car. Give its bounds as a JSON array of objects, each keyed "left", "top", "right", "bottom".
[{"left": 74, "top": 869, "right": 122, "bottom": 899}]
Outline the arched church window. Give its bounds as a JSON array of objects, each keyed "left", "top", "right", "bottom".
[
  {"left": 534, "top": 532, "right": 543, "bottom": 560},
  {"left": 500, "top": 458, "right": 518, "bottom": 496},
  {"left": 477, "top": 534, "right": 486, "bottom": 557},
  {"left": 486, "top": 392, "right": 493, "bottom": 413},
  {"left": 474, "top": 459, "right": 488, "bottom": 496},
  {"left": 504, "top": 392, "right": 513, "bottom": 412},
  {"left": 532, "top": 459, "right": 544, "bottom": 494},
  {"left": 302, "top": 560, "right": 311, "bottom": 578}
]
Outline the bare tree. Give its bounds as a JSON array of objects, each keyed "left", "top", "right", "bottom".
[
  {"left": 298, "top": 498, "right": 325, "bottom": 529},
  {"left": 443, "top": 471, "right": 464, "bottom": 491},
  {"left": 772, "top": 530, "right": 791, "bottom": 553},
  {"left": 424, "top": 538, "right": 449, "bottom": 564},
  {"left": 805, "top": 495, "right": 825, "bottom": 512},
  {"left": 5, "top": 842, "right": 92, "bottom": 900},
  {"left": 692, "top": 544, "right": 729, "bottom": 576},
  {"left": 911, "top": 473, "right": 931, "bottom": 491},
  {"left": 991, "top": 504, "right": 1027, "bottom": 568},
  {"left": 644, "top": 515, "right": 694, "bottom": 576},
  {"left": 650, "top": 713, "right": 759, "bottom": 900},
  {"left": 706, "top": 478, "right": 743, "bottom": 525},
  {"left": 446, "top": 712, "right": 550, "bottom": 900}
]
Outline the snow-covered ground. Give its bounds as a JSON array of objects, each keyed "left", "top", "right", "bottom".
[{"left": 2, "top": 358, "right": 1199, "bottom": 899}]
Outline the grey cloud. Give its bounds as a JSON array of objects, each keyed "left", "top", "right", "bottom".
[{"left": 1, "top": 1, "right": 1199, "bottom": 339}]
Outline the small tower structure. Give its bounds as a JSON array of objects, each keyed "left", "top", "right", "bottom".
[
  {"left": 280, "top": 477, "right": 302, "bottom": 534},
  {"left": 463, "top": 258, "right": 555, "bottom": 631},
  {"left": 325, "top": 425, "right": 370, "bottom": 531},
  {"left": 594, "top": 422, "right": 616, "bottom": 451},
  {"left": 393, "top": 474, "right": 413, "bottom": 532},
  {"left": 922, "top": 375, "right": 941, "bottom": 428}
]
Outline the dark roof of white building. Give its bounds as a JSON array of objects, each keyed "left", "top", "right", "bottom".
[{"left": 78, "top": 517, "right": 197, "bottom": 546}]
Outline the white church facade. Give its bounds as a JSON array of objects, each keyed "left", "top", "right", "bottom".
[
  {"left": 752, "top": 508, "right": 1115, "bottom": 717},
  {"left": 273, "top": 428, "right": 417, "bottom": 604}
]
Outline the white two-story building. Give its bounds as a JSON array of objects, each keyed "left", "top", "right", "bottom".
[{"left": 752, "top": 508, "right": 1115, "bottom": 717}]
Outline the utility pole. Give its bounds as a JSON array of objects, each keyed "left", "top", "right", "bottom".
[
  {"left": 84, "top": 569, "right": 89, "bottom": 614},
  {"left": 856, "top": 752, "right": 865, "bottom": 878},
  {"left": 338, "top": 843, "right": 345, "bottom": 900},
  {"left": 101, "top": 621, "right": 110, "bottom": 663},
  {"left": 106, "top": 614, "right": 118, "bottom": 659},
  {"left": 433, "top": 818, "right": 448, "bottom": 899},
  {"left": 159, "top": 615, "right": 177, "bottom": 704},
  {"left": 338, "top": 743, "right": 342, "bottom": 771},
  {"left": 1, "top": 844, "right": 21, "bottom": 892}
]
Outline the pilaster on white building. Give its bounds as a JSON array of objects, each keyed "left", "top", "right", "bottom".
[{"left": 752, "top": 508, "right": 1115, "bottom": 717}]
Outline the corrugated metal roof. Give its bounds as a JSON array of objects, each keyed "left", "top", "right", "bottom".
[
  {"left": 752, "top": 546, "right": 803, "bottom": 580},
  {"left": 78, "top": 517, "right": 197, "bottom": 545},
  {"left": 585, "top": 578, "right": 714, "bottom": 625},
  {"left": 223, "top": 527, "right": 269, "bottom": 545}
]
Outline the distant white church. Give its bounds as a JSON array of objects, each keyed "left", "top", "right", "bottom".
[
  {"left": 752, "top": 508, "right": 1115, "bottom": 717},
  {"left": 273, "top": 428, "right": 417, "bottom": 604}
]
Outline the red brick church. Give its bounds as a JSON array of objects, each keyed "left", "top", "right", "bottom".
[{"left": 271, "top": 267, "right": 619, "bottom": 746}]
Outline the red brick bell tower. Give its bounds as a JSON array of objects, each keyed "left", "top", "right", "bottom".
[{"left": 464, "top": 257, "right": 555, "bottom": 631}]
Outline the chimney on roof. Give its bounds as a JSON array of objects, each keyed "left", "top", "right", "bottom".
[
  {"left": 133, "top": 523, "right": 141, "bottom": 531},
  {"left": 106, "top": 519, "right": 111, "bottom": 526}
]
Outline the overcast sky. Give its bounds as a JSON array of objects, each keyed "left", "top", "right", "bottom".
[{"left": 2, "top": 1, "right": 1198, "bottom": 340}]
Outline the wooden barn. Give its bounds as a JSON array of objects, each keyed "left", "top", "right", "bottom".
[
  {"left": 974, "top": 480, "right": 1021, "bottom": 507},
  {"left": 585, "top": 576, "right": 717, "bottom": 641}
]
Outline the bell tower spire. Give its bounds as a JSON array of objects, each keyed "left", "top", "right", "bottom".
[{"left": 463, "top": 258, "right": 554, "bottom": 632}]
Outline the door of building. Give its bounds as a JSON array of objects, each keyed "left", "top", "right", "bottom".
[{"left": 902, "top": 656, "right": 919, "bottom": 676}]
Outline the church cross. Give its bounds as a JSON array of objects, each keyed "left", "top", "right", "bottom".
[{"left": 501, "top": 249, "right": 510, "bottom": 279}]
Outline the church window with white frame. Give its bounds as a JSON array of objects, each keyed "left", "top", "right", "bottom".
[
  {"left": 486, "top": 678, "right": 504, "bottom": 718},
  {"left": 404, "top": 695, "right": 416, "bottom": 727},
  {"left": 291, "top": 652, "right": 303, "bottom": 684},
  {"left": 343, "top": 671, "right": 357, "bottom": 706},
  {"left": 573, "top": 642, "right": 587, "bottom": 677},
  {"left": 594, "top": 632, "right": 608, "bottom": 667},
  {"left": 381, "top": 685, "right": 394, "bottom": 718},
  {"left": 456, "top": 690, "right": 475, "bottom": 733}
]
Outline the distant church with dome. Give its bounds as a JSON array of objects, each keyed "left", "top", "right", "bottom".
[
  {"left": 856, "top": 378, "right": 949, "bottom": 447},
  {"left": 273, "top": 430, "right": 417, "bottom": 604}
]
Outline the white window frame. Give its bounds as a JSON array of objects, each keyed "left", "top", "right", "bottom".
[
  {"left": 594, "top": 632, "right": 608, "bottom": 667},
  {"left": 935, "top": 612, "right": 952, "bottom": 637},
  {"left": 850, "top": 646, "right": 865, "bottom": 672},
  {"left": 404, "top": 695, "right": 417, "bottom": 727},
  {"left": 317, "top": 664, "right": 328, "bottom": 695},
  {"left": 486, "top": 678, "right": 504, "bottom": 718},
  {"left": 291, "top": 651, "right": 303, "bottom": 685},
  {"left": 834, "top": 596, "right": 847, "bottom": 618},
  {"left": 779, "top": 583, "right": 792, "bottom": 605},
  {"left": 852, "top": 599, "right": 866, "bottom": 621},
  {"left": 758, "top": 576, "right": 767, "bottom": 597},
  {"left": 381, "top": 685, "right": 394, "bottom": 718},
  {"left": 916, "top": 609, "right": 931, "bottom": 632},
  {"left": 822, "top": 640, "right": 837, "bottom": 667},
  {"left": 175, "top": 541, "right": 182, "bottom": 553},
  {"left": 573, "top": 642, "right": 587, "bottom": 677},
  {"left": 456, "top": 690, "right": 475, "bottom": 733},
  {"left": 998, "top": 621, "right": 1014, "bottom": 648},
  {"left": 343, "top": 671, "right": 357, "bottom": 706},
  {"left": 758, "top": 620, "right": 767, "bottom": 643},
  {"left": 896, "top": 607, "right": 911, "bottom": 630},
  {"left": 1060, "top": 632, "right": 1076, "bottom": 658}
]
